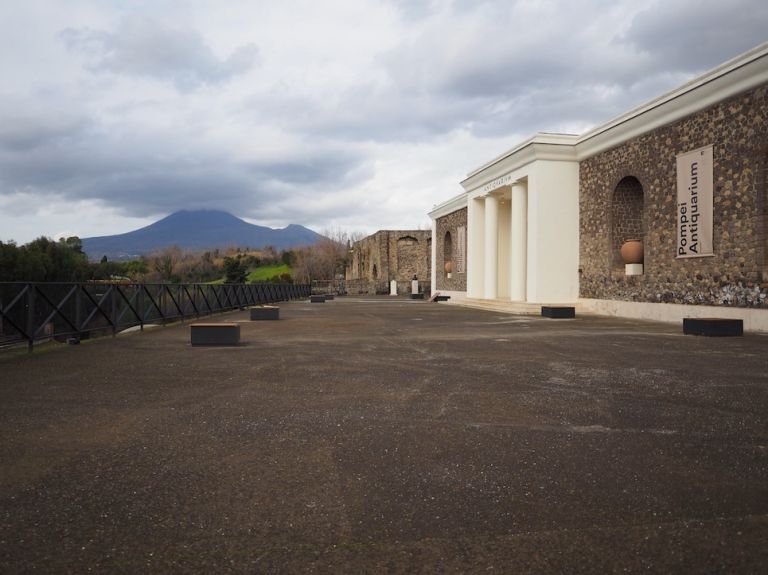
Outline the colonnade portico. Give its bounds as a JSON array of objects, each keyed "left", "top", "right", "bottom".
[
  {"left": 453, "top": 135, "right": 580, "bottom": 305},
  {"left": 469, "top": 179, "right": 529, "bottom": 302}
]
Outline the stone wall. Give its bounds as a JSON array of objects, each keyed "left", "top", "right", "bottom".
[
  {"left": 346, "top": 230, "right": 431, "bottom": 294},
  {"left": 435, "top": 208, "right": 468, "bottom": 291},
  {"left": 580, "top": 84, "right": 768, "bottom": 308}
]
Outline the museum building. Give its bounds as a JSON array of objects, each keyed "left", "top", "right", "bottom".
[{"left": 430, "top": 42, "right": 768, "bottom": 331}]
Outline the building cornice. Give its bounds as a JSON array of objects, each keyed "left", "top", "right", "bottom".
[
  {"left": 429, "top": 192, "right": 468, "bottom": 220},
  {"left": 461, "top": 136, "right": 578, "bottom": 193}
]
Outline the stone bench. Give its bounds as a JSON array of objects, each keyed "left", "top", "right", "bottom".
[
  {"left": 325, "top": 294, "right": 335, "bottom": 300},
  {"left": 683, "top": 318, "right": 743, "bottom": 337},
  {"left": 191, "top": 323, "right": 240, "bottom": 346},
  {"left": 435, "top": 295, "right": 451, "bottom": 302},
  {"left": 250, "top": 306, "right": 279, "bottom": 320},
  {"left": 310, "top": 295, "right": 326, "bottom": 303},
  {"left": 541, "top": 306, "right": 576, "bottom": 319}
]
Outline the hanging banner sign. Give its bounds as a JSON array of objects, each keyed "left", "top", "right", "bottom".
[{"left": 676, "top": 145, "right": 714, "bottom": 258}]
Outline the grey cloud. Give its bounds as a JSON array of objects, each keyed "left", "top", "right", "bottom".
[
  {"left": 60, "top": 17, "right": 259, "bottom": 91},
  {"left": 0, "top": 108, "right": 91, "bottom": 152},
  {"left": 372, "top": 0, "right": 768, "bottom": 140},
  {"left": 250, "top": 154, "right": 373, "bottom": 186},
  {"left": 625, "top": 0, "right": 768, "bottom": 72},
  {"left": 0, "top": 114, "right": 369, "bottom": 223},
  {"left": 244, "top": 79, "right": 480, "bottom": 143},
  {"left": 226, "top": 1, "right": 768, "bottom": 147}
]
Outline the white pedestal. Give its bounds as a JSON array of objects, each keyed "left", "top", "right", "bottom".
[
  {"left": 625, "top": 263, "right": 644, "bottom": 276},
  {"left": 390, "top": 279, "right": 397, "bottom": 296},
  {"left": 411, "top": 280, "right": 419, "bottom": 294}
]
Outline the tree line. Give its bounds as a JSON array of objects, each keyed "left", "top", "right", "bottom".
[{"left": 0, "top": 229, "right": 359, "bottom": 284}]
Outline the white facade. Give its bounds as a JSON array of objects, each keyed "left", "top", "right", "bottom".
[{"left": 460, "top": 135, "right": 580, "bottom": 304}]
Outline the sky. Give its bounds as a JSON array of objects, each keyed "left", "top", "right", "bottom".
[{"left": 1, "top": 0, "right": 767, "bottom": 244}]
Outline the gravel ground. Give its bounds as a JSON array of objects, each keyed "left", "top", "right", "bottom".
[{"left": 1, "top": 297, "right": 767, "bottom": 573}]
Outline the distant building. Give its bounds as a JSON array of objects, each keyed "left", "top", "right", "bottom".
[
  {"left": 430, "top": 42, "right": 768, "bottom": 331},
  {"left": 346, "top": 230, "right": 431, "bottom": 294}
]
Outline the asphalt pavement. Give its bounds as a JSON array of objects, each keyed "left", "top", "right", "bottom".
[{"left": 1, "top": 297, "right": 767, "bottom": 573}]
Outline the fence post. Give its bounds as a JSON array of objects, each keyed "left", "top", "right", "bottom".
[
  {"left": 138, "top": 286, "right": 144, "bottom": 331},
  {"left": 161, "top": 287, "right": 166, "bottom": 325},
  {"left": 178, "top": 285, "right": 184, "bottom": 324},
  {"left": 111, "top": 287, "right": 118, "bottom": 337},
  {"left": 75, "top": 284, "right": 83, "bottom": 337},
  {"left": 26, "top": 284, "right": 35, "bottom": 352}
]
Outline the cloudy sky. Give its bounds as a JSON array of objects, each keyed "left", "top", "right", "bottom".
[{"left": 1, "top": 0, "right": 767, "bottom": 244}]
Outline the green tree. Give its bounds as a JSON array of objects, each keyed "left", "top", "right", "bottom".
[
  {"left": 281, "top": 250, "right": 295, "bottom": 266},
  {"left": 123, "top": 260, "right": 149, "bottom": 281},
  {"left": 223, "top": 256, "right": 247, "bottom": 284},
  {"left": 61, "top": 236, "right": 84, "bottom": 254},
  {"left": 152, "top": 246, "right": 183, "bottom": 283},
  {"left": 0, "top": 241, "right": 20, "bottom": 281},
  {"left": 17, "top": 236, "right": 90, "bottom": 281}
]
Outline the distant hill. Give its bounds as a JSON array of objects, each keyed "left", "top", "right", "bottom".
[{"left": 81, "top": 210, "right": 324, "bottom": 260}]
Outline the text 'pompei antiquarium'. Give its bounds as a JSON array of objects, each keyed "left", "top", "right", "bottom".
[{"left": 429, "top": 42, "right": 768, "bottom": 331}]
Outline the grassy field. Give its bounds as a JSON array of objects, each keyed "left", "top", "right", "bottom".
[
  {"left": 208, "top": 264, "right": 292, "bottom": 284},
  {"left": 246, "top": 263, "right": 292, "bottom": 282}
]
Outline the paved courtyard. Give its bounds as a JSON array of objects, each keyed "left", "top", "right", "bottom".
[{"left": 1, "top": 297, "right": 767, "bottom": 573}]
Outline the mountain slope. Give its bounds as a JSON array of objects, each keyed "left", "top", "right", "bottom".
[{"left": 81, "top": 210, "right": 323, "bottom": 260}]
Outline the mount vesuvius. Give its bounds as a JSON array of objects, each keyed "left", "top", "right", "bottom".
[{"left": 81, "top": 210, "right": 324, "bottom": 260}]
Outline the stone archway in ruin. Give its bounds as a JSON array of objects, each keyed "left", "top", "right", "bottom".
[{"left": 396, "top": 236, "right": 420, "bottom": 279}]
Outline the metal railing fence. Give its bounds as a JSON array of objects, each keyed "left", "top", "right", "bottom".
[{"left": 0, "top": 282, "right": 310, "bottom": 351}]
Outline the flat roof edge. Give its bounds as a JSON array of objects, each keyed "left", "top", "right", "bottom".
[{"left": 429, "top": 192, "right": 468, "bottom": 219}]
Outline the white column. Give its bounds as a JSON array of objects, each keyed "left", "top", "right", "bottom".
[
  {"left": 467, "top": 197, "right": 485, "bottom": 298},
  {"left": 497, "top": 197, "right": 511, "bottom": 299},
  {"left": 429, "top": 217, "right": 437, "bottom": 296},
  {"left": 511, "top": 181, "right": 527, "bottom": 301},
  {"left": 484, "top": 194, "right": 499, "bottom": 300}
]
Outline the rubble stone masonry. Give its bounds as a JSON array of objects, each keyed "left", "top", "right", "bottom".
[
  {"left": 435, "top": 208, "right": 468, "bottom": 292},
  {"left": 346, "top": 230, "right": 431, "bottom": 294},
  {"left": 580, "top": 84, "right": 768, "bottom": 308}
]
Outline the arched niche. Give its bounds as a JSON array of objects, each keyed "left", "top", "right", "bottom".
[
  {"left": 443, "top": 231, "right": 453, "bottom": 274},
  {"left": 611, "top": 176, "right": 645, "bottom": 267}
]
